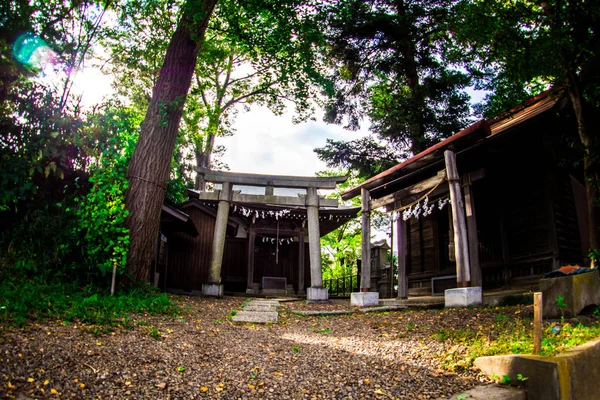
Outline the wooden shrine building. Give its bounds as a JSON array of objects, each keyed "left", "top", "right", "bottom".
[
  {"left": 344, "top": 90, "right": 591, "bottom": 299},
  {"left": 161, "top": 169, "right": 359, "bottom": 300}
]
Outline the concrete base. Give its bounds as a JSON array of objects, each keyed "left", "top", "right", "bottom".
[
  {"left": 540, "top": 269, "right": 600, "bottom": 319},
  {"left": 445, "top": 287, "right": 482, "bottom": 307},
  {"left": 351, "top": 292, "right": 380, "bottom": 307},
  {"left": 447, "top": 385, "right": 526, "bottom": 400},
  {"left": 201, "top": 283, "right": 224, "bottom": 297},
  {"left": 475, "top": 338, "right": 600, "bottom": 400},
  {"left": 306, "top": 287, "right": 328, "bottom": 302}
]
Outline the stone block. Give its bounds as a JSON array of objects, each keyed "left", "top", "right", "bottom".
[
  {"left": 201, "top": 283, "right": 224, "bottom": 297},
  {"left": 540, "top": 269, "right": 600, "bottom": 319},
  {"left": 445, "top": 287, "right": 482, "bottom": 307},
  {"left": 231, "top": 311, "right": 278, "bottom": 324},
  {"left": 307, "top": 287, "right": 328, "bottom": 302},
  {"left": 475, "top": 338, "right": 600, "bottom": 400},
  {"left": 446, "top": 385, "right": 526, "bottom": 400},
  {"left": 350, "top": 292, "right": 379, "bottom": 307}
]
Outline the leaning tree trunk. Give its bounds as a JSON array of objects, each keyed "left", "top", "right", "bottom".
[{"left": 125, "top": 0, "right": 217, "bottom": 283}]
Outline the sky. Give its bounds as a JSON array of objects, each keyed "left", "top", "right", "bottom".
[
  {"left": 74, "top": 66, "right": 486, "bottom": 182},
  {"left": 74, "top": 66, "right": 370, "bottom": 179},
  {"left": 217, "top": 106, "right": 369, "bottom": 177}
]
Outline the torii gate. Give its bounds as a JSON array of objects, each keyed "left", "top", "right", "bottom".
[{"left": 194, "top": 168, "right": 348, "bottom": 301}]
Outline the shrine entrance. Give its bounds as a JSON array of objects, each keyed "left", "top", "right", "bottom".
[{"left": 192, "top": 168, "right": 358, "bottom": 301}]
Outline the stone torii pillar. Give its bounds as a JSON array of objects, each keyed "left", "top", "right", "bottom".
[
  {"left": 202, "top": 181, "right": 232, "bottom": 296},
  {"left": 306, "top": 187, "right": 328, "bottom": 301},
  {"left": 351, "top": 188, "right": 379, "bottom": 306}
]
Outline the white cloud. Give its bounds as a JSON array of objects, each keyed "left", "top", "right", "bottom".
[{"left": 217, "top": 104, "right": 370, "bottom": 177}]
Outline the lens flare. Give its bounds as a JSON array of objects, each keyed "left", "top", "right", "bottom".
[{"left": 13, "top": 33, "right": 57, "bottom": 69}]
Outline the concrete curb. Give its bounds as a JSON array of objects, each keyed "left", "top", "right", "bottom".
[
  {"left": 441, "top": 384, "right": 526, "bottom": 400},
  {"left": 474, "top": 338, "right": 600, "bottom": 400}
]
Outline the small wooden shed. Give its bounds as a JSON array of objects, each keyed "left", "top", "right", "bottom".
[
  {"left": 343, "top": 90, "right": 590, "bottom": 296},
  {"left": 162, "top": 184, "right": 359, "bottom": 296}
]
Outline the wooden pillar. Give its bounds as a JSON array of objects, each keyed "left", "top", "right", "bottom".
[
  {"left": 444, "top": 150, "right": 471, "bottom": 287},
  {"left": 208, "top": 181, "right": 232, "bottom": 283},
  {"left": 297, "top": 232, "right": 305, "bottom": 295},
  {"left": 396, "top": 216, "right": 408, "bottom": 298},
  {"left": 389, "top": 212, "right": 394, "bottom": 298},
  {"left": 246, "top": 227, "right": 256, "bottom": 293},
  {"left": 360, "top": 188, "right": 371, "bottom": 291},
  {"left": 306, "top": 187, "right": 322, "bottom": 288},
  {"left": 464, "top": 181, "right": 482, "bottom": 287}
]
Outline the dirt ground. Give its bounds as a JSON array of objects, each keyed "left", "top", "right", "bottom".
[{"left": 0, "top": 296, "right": 496, "bottom": 399}]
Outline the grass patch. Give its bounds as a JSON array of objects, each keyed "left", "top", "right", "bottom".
[
  {"left": 0, "top": 278, "right": 178, "bottom": 328},
  {"left": 438, "top": 306, "right": 600, "bottom": 371}
]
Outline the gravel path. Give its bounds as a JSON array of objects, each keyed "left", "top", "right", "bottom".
[{"left": 0, "top": 296, "right": 494, "bottom": 399}]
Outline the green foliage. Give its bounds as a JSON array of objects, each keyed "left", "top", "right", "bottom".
[
  {"left": 315, "top": 0, "right": 472, "bottom": 176},
  {"left": 319, "top": 170, "right": 363, "bottom": 280},
  {"left": 556, "top": 295, "right": 567, "bottom": 311},
  {"left": 291, "top": 343, "right": 301, "bottom": 354},
  {"left": 74, "top": 104, "right": 140, "bottom": 276},
  {"left": 148, "top": 326, "right": 162, "bottom": 340},
  {"left": 589, "top": 249, "right": 600, "bottom": 265},
  {"left": 0, "top": 278, "right": 176, "bottom": 328}
]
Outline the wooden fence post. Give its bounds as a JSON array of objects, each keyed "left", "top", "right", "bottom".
[{"left": 533, "top": 292, "right": 543, "bottom": 355}]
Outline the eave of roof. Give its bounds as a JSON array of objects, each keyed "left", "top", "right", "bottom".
[
  {"left": 342, "top": 88, "right": 563, "bottom": 201},
  {"left": 160, "top": 204, "right": 199, "bottom": 237},
  {"left": 341, "top": 120, "right": 491, "bottom": 200}
]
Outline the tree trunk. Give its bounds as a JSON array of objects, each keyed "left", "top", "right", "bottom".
[
  {"left": 393, "top": 0, "right": 426, "bottom": 155},
  {"left": 568, "top": 80, "right": 599, "bottom": 267},
  {"left": 125, "top": 0, "right": 217, "bottom": 283},
  {"left": 194, "top": 148, "right": 210, "bottom": 190},
  {"left": 193, "top": 123, "right": 217, "bottom": 191}
]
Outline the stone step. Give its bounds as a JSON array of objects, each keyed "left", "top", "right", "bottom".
[
  {"left": 261, "top": 288, "right": 290, "bottom": 295},
  {"left": 244, "top": 305, "right": 277, "bottom": 312},
  {"left": 247, "top": 300, "right": 280, "bottom": 306},
  {"left": 231, "top": 311, "right": 278, "bottom": 324}
]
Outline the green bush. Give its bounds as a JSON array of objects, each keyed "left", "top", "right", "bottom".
[{"left": 0, "top": 279, "right": 177, "bottom": 328}]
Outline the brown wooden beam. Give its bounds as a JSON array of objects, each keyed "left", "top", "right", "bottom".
[
  {"left": 369, "top": 170, "right": 446, "bottom": 210},
  {"left": 382, "top": 169, "right": 485, "bottom": 212}
]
